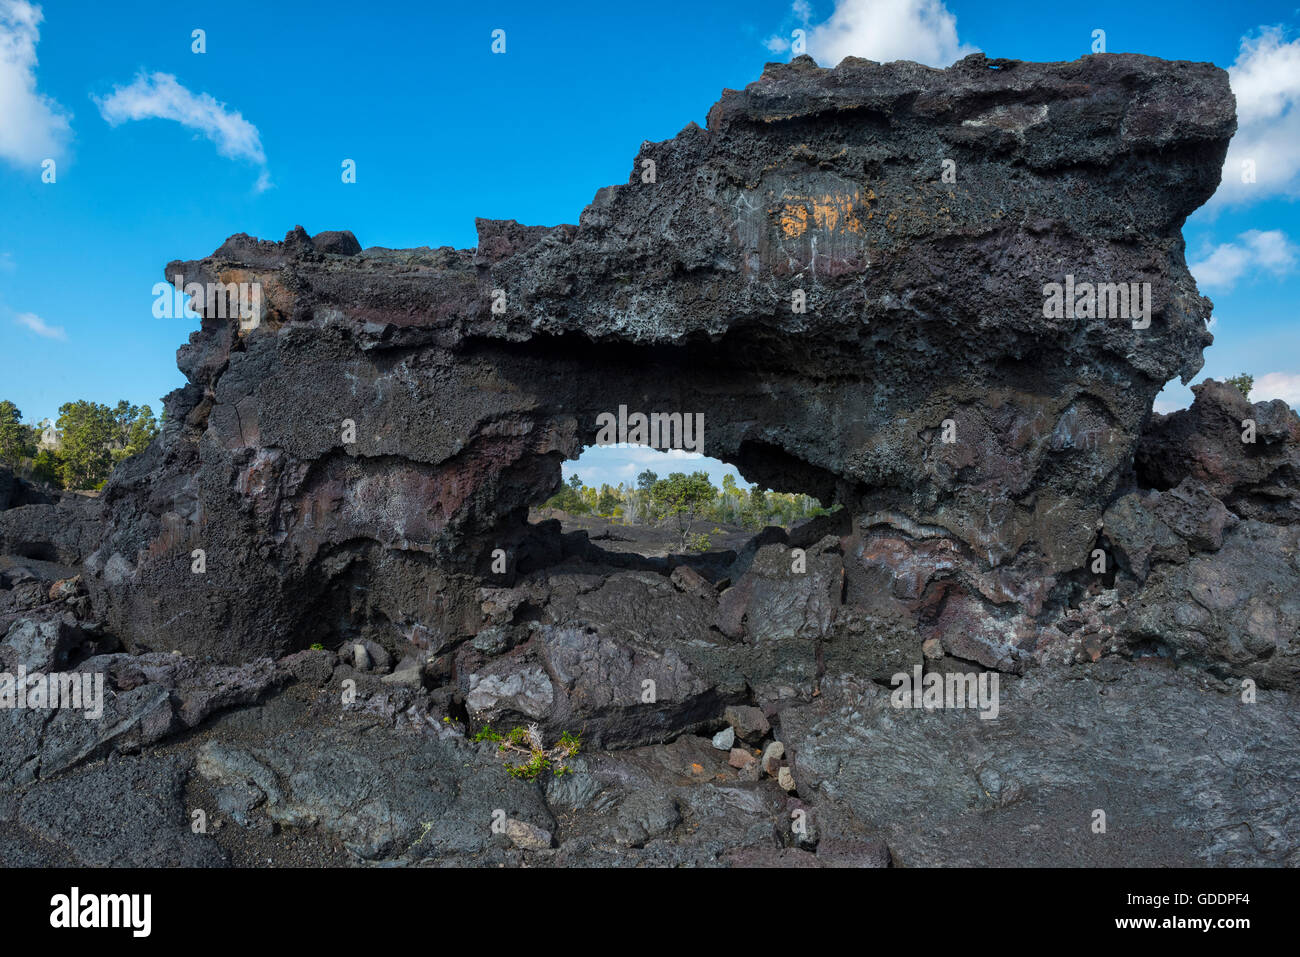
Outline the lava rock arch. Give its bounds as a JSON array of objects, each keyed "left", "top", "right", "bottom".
[{"left": 84, "top": 52, "right": 1235, "bottom": 671}]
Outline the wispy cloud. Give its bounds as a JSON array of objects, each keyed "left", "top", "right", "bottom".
[
  {"left": 766, "top": 0, "right": 977, "bottom": 68},
  {"left": 560, "top": 444, "right": 744, "bottom": 490},
  {"left": 1253, "top": 372, "right": 1300, "bottom": 408},
  {"left": 15, "top": 310, "right": 65, "bottom": 340},
  {"left": 598, "top": 444, "right": 704, "bottom": 462},
  {"left": 1213, "top": 26, "right": 1300, "bottom": 207},
  {"left": 0, "top": 0, "right": 71, "bottom": 167},
  {"left": 95, "top": 72, "right": 271, "bottom": 191},
  {"left": 1189, "top": 229, "right": 1297, "bottom": 289}
]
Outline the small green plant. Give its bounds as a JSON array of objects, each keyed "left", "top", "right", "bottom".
[
  {"left": 506, "top": 752, "right": 551, "bottom": 781},
  {"left": 686, "top": 531, "right": 713, "bottom": 552},
  {"left": 480, "top": 723, "right": 581, "bottom": 781},
  {"left": 473, "top": 724, "right": 503, "bottom": 744},
  {"left": 309, "top": 642, "right": 324, "bottom": 651}
]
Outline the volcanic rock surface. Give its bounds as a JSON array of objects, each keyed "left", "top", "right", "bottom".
[
  {"left": 87, "top": 52, "right": 1237, "bottom": 671},
  {"left": 3, "top": 51, "right": 1300, "bottom": 868}
]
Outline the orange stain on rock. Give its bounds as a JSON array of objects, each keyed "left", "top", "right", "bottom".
[
  {"left": 780, "top": 204, "right": 809, "bottom": 237},
  {"left": 778, "top": 190, "right": 870, "bottom": 238}
]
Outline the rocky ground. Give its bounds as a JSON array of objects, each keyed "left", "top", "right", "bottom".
[
  {"left": 0, "top": 587, "right": 1296, "bottom": 868},
  {"left": 529, "top": 508, "right": 758, "bottom": 559}
]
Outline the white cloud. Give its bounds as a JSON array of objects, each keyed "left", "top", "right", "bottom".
[
  {"left": 15, "top": 311, "right": 65, "bottom": 339},
  {"left": 767, "top": 33, "right": 792, "bottom": 54},
  {"left": 1214, "top": 27, "right": 1300, "bottom": 207},
  {"left": 1189, "top": 229, "right": 1297, "bottom": 288},
  {"left": 768, "top": 0, "right": 978, "bottom": 68},
  {"left": 95, "top": 71, "right": 270, "bottom": 190},
  {"left": 0, "top": 0, "right": 71, "bottom": 167},
  {"left": 560, "top": 444, "right": 744, "bottom": 490},
  {"left": 1253, "top": 371, "right": 1300, "bottom": 408}
]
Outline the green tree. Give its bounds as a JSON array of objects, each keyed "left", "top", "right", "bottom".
[
  {"left": 1226, "top": 373, "right": 1253, "bottom": 400},
  {"left": 716, "top": 473, "right": 744, "bottom": 524},
  {"left": 597, "top": 485, "right": 620, "bottom": 516},
  {"left": 0, "top": 401, "right": 33, "bottom": 466},
  {"left": 113, "top": 403, "right": 159, "bottom": 461},
  {"left": 30, "top": 448, "right": 62, "bottom": 486},
  {"left": 636, "top": 470, "right": 658, "bottom": 491},
  {"left": 56, "top": 401, "right": 115, "bottom": 490},
  {"left": 742, "top": 485, "right": 769, "bottom": 529},
  {"left": 545, "top": 472, "right": 593, "bottom": 514},
  {"left": 110, "top": 401, "right": 140, "bottom": 446},
  {"left": 545, "top": 480, "right": 580, "bottom": 513},
  {"left": 650, "top": 471, "right": 718, "bottom": 550}
]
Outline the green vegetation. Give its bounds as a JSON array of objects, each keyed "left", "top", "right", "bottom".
[
  {"left": 54, "top": 401, "right": 116, "bottom": 491},
  {"left": 476, "top": 722, "right": 581, "bottom": 781},
  {"left": 0, "top": 401, "right": 32, "bottom": 465},
  {"left": 508, "top": 751, "right": 552, "bottom": 781},
  {"left": 1226, "top": 373, "right": 1254, "bottom": 400},
  {"left": 0, "top": 397, "right": 160, "bottom": 491},
  {"left": 650, "top": 471, "right": 717, "bottom": 550},
  {"left": 542, "top": 467, "right": 835, "bottom": 539}
]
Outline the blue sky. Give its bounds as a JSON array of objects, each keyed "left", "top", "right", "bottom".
[{"left": 1, "top": 0, "right": 1297, "bottom": 490}]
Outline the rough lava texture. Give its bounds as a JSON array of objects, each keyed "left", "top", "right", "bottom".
[
  {"left": 4, "top": 52, "right": 1300, "bottom": 868},
  {"left": 1136, "top": 378, "right": 1300, "bottom": 522},
  {"left": 86, "top": 52, "right": 1234, "bottom": 673}
]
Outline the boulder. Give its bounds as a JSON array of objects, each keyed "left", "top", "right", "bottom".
[{"left": 1136, "top": 379, "right": 1300, "bottom": 524}]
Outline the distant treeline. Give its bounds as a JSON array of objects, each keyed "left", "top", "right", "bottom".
[
  {"left": 0, "top": 399, "right": 161, "bottom": 491},
  {"left": 544, "top": 469, "right": 836, "bottom": 550}
]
